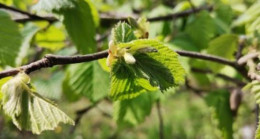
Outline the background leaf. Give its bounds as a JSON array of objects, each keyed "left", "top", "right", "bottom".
[
  {"left": 0, "top": 10, "right": 22, "bottom": 66},
  {"left": 206, "top": 34, "right": 238, "bottom": 71},
  {"left": 16, "top": 23, "right": 40, "bottom": 66},
  {"left": 185, "top": 11, "right": 215, "bottom": 50},
  {"left": 113, "top": 93, "right": 153, "bottom": 126},
  {"left": 205, "top": 90, "right": 233, "bottom": 139},
  {"left": 33, "top": 71, "right": 65, "bottom": 100},
  {"left": 34, "top": 0, "right": 97, "bottom": 54},
  {"left": 63, "top": 61, "right": 110, "bottom": 102}
]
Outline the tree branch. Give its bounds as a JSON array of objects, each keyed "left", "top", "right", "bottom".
[
  {"left": 0, "top": 49, "right": 247, "bottom": 79},
  {"left": 176, "top": 50, "right": 236, "bottom": 67},
  {"left": 0, "top": 3, "right": 56, "bottom": 23},
  {"left": 191, "top": 67, "right": 246, "bottom": 86},
  {"left": 0, "top": 3, "right": 212, "bottom": 24}
]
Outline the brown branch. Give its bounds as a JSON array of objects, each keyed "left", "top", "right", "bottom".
[
  {"left": 0, "top": 49, "right": 247, "bottom": 79},
  {"left": 185, "top": 79, "right": 205, "bottom": 96},
  {"left": 0, "top": 3, "right": 56, "bottom": 23},
  {"left": 175, "top": 50, "right": 236, "bottom": 67},
  {"left": 191, "top": 67, "right": 246, "bottom": 86},
  {"left": 156, "top": 100, "right": 164, "bottom": 139},
  {"left": 0, "top": 50, "right": 108, "bottom": 79},
  {"left": 0, "top": 3, "right": 212, "bottom": 24}
]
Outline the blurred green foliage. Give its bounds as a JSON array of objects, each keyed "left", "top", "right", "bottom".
[{"left": 0, "top": 0, "right": 259, "bottom": 138}]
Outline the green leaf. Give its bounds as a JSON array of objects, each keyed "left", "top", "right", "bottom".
[
  {"left": 0, "top": 10, "right": 22, "bottom": 66},
  {"left": 119, "top": 39, "right": 185, "bottom": 85},
  {"left": 63, "top": 61, "right": 109, "bottom": 102},
  {"left": 185, "top": 11, "right": 215, "bottom": 50},
  {"left": 113, "top": 93, "right": 153, "bottom": 126},
  {"left": 110, "top": 39, "right": 185, "bottom": 100},
  {"left": 112, "top": 22, "right": 136, "bottom": 44},
  {"left": 205, "top": 90, "right": 233, "bottom": 139},
  {"left": 215, "top": 4, "right": 233, "bottom": 25},
  {"left": 85, "top": 0, "right": 99, "bottom": 27},
  {"left": 59, "top": 0, "right": 96, "bottom": 54},
  {"left": 206, "top": 34, "right": 238, "bottom": 71},
  {"left": 1, "top": 72, "right": 74, "bottom": 134},
  {"left": 34, "top": 0, "right": 97, "bottom": 54},
  {"left": 17, "top": 23, "right": 40, "bottom": 66}
]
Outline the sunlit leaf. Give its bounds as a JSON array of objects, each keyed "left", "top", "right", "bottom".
[
  {"left": 110, "top": 39, "right": 185, "bottom": 100},
  {"left": 36, "top": 23, "right": 66, "bottom": 51},
  {"left": 34, "top": 0, "right": 97, "bottom": 54}
]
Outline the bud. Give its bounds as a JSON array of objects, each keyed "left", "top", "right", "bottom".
[
  {"left": 109, "top": 40, "right": 117, "bottom": 55},
  {"left": 124, "top": 52, "right": 136, "bottom": 64}
]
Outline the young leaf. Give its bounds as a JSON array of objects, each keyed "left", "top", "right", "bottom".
[
  {"left": 112, "top": 22, "right": 136, "bottom": 44},
  {"left": 0, "top": 10, "right": 22, "bottom": 67},
  {"left": 205, "top": 90, "right": 233, "bottom": 139},
  {"left": 110, "top": 39, "right": 185, "bottom": 100},
  {"left": 118, "top": 39, "right": 185, "bottom": 86},
  {"left": 0, "top": 72, "right": 74, "bottom": 134}
]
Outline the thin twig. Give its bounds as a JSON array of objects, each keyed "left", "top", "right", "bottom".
[
  {"left": 191, "top": 67, "right": 246, "bottom": 86},
  {"left": 0, "top": 3, "right": 56, "bottom": 23},
  {"left": 156, "top": 100, "right": 164, "bottom": 139},
  {"left": 0, "top": 3, "right": 212, "bottom": 24},
  {"left": 185, "top": 79, "right": 204, "bottom": 96},
  {"left": 176, "top": 50, "right": 236, "bottom": 67}
]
